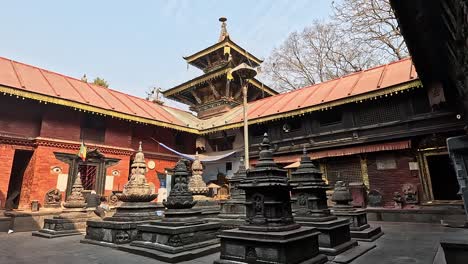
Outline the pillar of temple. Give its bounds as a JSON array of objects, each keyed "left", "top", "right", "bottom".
[
  {"left": 332, "top": 181, "right": 384, "bottom": 241},
  {"left": 290, "top": 148, "right": 369, "bottom": 256},
  {"left": 215, "top": 134, "right": 327, "bottom": 264},
  {"left": 117, "top": 159, "right": 221, "bottom": 263},
  {"left": 33, "top": 173, "right": 100, "bottom": 238},
  {"left": 81, "top": 142, "right": 161, "bottom": 246}
]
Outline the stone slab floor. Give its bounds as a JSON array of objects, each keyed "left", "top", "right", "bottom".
[{"left": 1, "top": 221, "right": 468, "bottom": 264}]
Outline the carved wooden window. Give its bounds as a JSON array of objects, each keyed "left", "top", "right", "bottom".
[
  {"left": 325, "top": 156, "right": 362, "bottom": 186},
  {"left": 319, "top": 108, "right": 342, "bottom": 126},
  {"left": 355, "top": 99, "right": 402, "bottom": 126},
  {"left": 80, "top": 114, "right": 106, "bottom": 143},
  {"left": 250, "top": 124, "right": 267, "bottom": 137}
]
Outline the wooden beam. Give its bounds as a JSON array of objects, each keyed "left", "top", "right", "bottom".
[
  {"left": 190, "top": 90, "right": 202, "bottom": 104},
  {"left": 208, "top": 81, "right": 221, "bottom": 99}
]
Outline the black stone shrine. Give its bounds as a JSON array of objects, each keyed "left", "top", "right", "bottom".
[{"left": 215, "top": 134, "right": 327, "bottom": 264}]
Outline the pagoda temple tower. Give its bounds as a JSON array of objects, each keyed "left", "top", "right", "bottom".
[{"left": 163, "top": 17, "right": 277, "bottom": 119}]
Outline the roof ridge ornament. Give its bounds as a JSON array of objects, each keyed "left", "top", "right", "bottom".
[{"left": 218, "top": 17, "right": 229, "bottom": 42}]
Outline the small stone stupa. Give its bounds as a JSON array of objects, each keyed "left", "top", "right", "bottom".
[
  {"left": 290, "top": 148, "right": 360, "bottom": 256},
  {"left": 82, "top": 142, "right": 160, "bottom": 246},
  {"left": 118, "top": 159, "right": 221, "bottom": 263},
  {"left": 189, "top": 153, "right": 220, "bottom": 216},
  {"left": 218, "top": 156, "right": 247, "bottom": 222},
  {"left": 215, "top": 134, "right": 327, "bottom": 264},
  {"left": 332, "top": 181, "right": 383, "bottom": 241},
  {"left": 33, "top": 173, "right": 98, "bottom": 238}
]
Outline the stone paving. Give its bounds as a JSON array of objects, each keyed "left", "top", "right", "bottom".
[{"left": 1, "top": 221, "right": 468, "bottom": 264}]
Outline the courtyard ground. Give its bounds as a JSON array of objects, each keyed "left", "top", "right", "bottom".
[{"left": 1, "top": 221, "right": 467, "bottom": 264}]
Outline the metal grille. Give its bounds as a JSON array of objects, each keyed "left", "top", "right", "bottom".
[
  {"left": 355, "top": 99, "right": 402, "bottom": 126},
  {"left": 325, "top": 157, "right": 362, "bottom": 186},
  {"left": 78, "top": 164, "right": 97, "bottom": 190}
]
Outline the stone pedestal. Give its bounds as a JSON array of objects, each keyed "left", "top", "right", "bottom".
[
  {"left": 117, "top": 159, "right": 221, "bottom": 262},
  {"left": 33, "top": 174, "right": 97, "bottom": 238},
  {"left": 215, "top": 134, "right": 327, "bottom": 264},
  {"left": 290, "top": 149, "right": 358, "bottom": 256},
  {"left": 81, "top": 142, "right": 160, "bottom": 247},
  {"left": 218, "top": 156, "right": 247, "bottom": 223},
  {"left": 332, "top": 181, "right": 383, "bottom": 242}
]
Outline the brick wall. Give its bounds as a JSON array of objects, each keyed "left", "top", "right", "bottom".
[
  {"left": 105, "top": 118, "right": 132, "bottom": 148},
  {"left": 0, "top": 96, "right": 42, "bottom": 137},
  {"left": 367, "top": 150, "right": 420, "bottom": 207},
  {"left": 0, "top": 144, "right": 15, "bottom": 208}
]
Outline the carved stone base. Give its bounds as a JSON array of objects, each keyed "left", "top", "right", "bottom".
[
  {"left": 81, "top": 202, "right": 162, "bottom": 246},
  {"left": 82, "top": 220, "right": 152, "bottom": 246},
  {"left": 117, "top": 220, "right": 221, "bottom": 263},
  {"left": 215, "top": 226, "right": 328, "bottom": 264},
  {"left": 192, "top": 199, "right": 220, "bottom": 217},
  {"left": 333, "top": 209, "right": 384, "bottom": 242},
  {"left": 32, "top": 208, "right": 98, "bottom": 239},
  {"left": 296, "top": 217, "right": 357, "bottom": 255},
  {"left": 104, "top": 202, "right": 160, "bottom": 222},
  {"left": 218, "top": 199, "right": 246, "bottom": 220}
]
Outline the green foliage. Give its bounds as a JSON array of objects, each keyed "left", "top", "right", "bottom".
[{"left": 92, "top": 77, "right": 109, "bottom": 88}]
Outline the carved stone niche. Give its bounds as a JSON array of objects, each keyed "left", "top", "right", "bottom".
[
  {"left": 44, "top": 188, "right": 62, "bottom": 208},
  {"left": 402, "top": 183, "right": 419, "bottom": 205}
]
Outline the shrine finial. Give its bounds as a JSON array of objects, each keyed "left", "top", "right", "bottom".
[
  {"left": 138, "top": 141, "right": 142, "bottom": 152},
  {"left": 218, "top": 17, "right": 229, "bottom": 42}
]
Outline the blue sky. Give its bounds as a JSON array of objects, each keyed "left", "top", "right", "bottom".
[{"left": 0, "top": 0, "right": 332, "bottom": 98}]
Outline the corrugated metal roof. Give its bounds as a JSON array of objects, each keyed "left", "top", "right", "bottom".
[{"left": 0, "top": 56, "right": 419, "bottom": 134}]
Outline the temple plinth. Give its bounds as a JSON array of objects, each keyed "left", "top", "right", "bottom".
[
  {"left": 81, "top": 143, "right": 160, "bottom": 246},
  {"left": 290, "top": 148, "right": 364, "bottom": 256},
  {"left": 215, "top": 134, "right": 327, "bottom": 264},
  {"left": 117, "top": 159, "right": 221, "bottom": 263},
  {"left": 33, "top": 173, "right": 99, "bottom": 238},
  {"left": 332, "top": 181, "right": 384, "bottom": 241}
]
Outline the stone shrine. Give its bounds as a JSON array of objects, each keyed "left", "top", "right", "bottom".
[
  {"left": 332, "top": 181, "right": 384, "bottom": 241},
  {"left": 217, "top": 156, "right": 247, "bottom": 225},
  {"left": 189, "top": 153, "right": 220, "bottom": 216},
  {"left": 33, "top": 174, "right": 99, "bottom": 238},
  {"left": 81, "top": 142, "right": 160, "bottom": 246},
  {"left": 289, "top": 148, "right": 358, "bottom": 255},
  {"left": 118, "top": 159, "right": 221, "bottom": 263},
  {"left": 43, "top": 188, "right": 62, "bottom": 208},
  {"left": 215, "top": 134, "right": 327, "bottom": 264}
]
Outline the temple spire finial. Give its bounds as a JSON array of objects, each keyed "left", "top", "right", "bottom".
[
  {"left": 218, "top": 17, "right": 229, "bottom": 42},
  {"left": 138, "top": 141, "right": 142, "bottom": 152}
]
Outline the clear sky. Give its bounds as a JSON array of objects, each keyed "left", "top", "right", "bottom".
[{"left": 0, "top": 0, "right": 332, "bottom": 99}]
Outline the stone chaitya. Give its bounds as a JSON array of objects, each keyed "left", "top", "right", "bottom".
[
  {"left": 215, "top": 134, "right": 327, "bottom": 264},
  {"left": 33, "top": 174, "right": 99, "bottom": 238},
  {"left": 81, "top": 142, "right": 160, "bottom": 246},
  {"left": 217, "top": 155, "right": 247, "bottom": 224},
  {"left": 332, "top": 181, "right": 384, "bottom": 241},
  {"left": 118, "top": 159, "right": 221, "bottom": 263},
  {"left": 290, "top": 148, "right": 362, "bottom": 256},
  {"left": 189, "top": 153, "right": 220, "bottom": 216}
]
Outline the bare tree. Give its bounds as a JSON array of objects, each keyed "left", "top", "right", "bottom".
[
  {"left": 262, "top": 0, "right": 408, "bottom": 92},
  {"left": 263, "top": 21, "right": 376, "bottom": 92},
  {"left": 332, "top": 0, "right": 408, "bottom": 60}
]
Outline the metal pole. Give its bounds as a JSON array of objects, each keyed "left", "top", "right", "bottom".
[{"left": 243, "top": 83, "right": 249, "bottom": 169}]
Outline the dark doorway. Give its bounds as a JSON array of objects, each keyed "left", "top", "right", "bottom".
[
  {"left": 427, "top": 154, "right": 461, "bottom": 200},
  {"left": 6, "top": 150, "right": 34, "bottom": 209}
]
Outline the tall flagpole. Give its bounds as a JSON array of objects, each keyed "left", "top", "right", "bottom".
[{"left": 243, "top": 84, "right": 249, "bottom": 169}]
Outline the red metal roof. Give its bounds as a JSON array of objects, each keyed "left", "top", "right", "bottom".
[
  {"left": 229, "top": 57, "right": 418, "bottom": 124},
  {"left": 0, "top": 56, "right": 419, "bottom": 133},
  {"left": 0, "top": 56, "right": 188, "bottom": 128}
]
